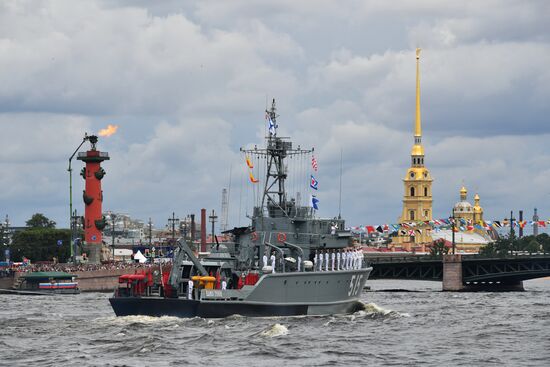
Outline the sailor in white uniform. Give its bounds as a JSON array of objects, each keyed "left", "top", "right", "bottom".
[
  {"left": 336, "top": 250, "right": 341, "bottom": 271},
  {"left": 313, "top": 251, "right": 318, "bottom": 271},
  {"left": 263, "top": 254, "right": 268, "bottom": 268},
  {"left": 324, "top": 250, "right": 329, "bottom": 271},
  {"left": 270, "top": 253, "right": 276, "bottom": 273},
  {"left": 188, "top": 279, "right": 194, "bottom": 299},
  {"left": 221, "top": 278, "right": 227, "bottom": 290},
  {"left": 342, "top": 249, "right": 347, "bottom": 270},
  {"left": 318, "top": 251, "right": 324, "bottom": 271},
  {"left": 331, "top": 250, "right": 335, "bottom": 271},
  {"left": 297, "top": 255, "right": 302, "bottom": 272}
]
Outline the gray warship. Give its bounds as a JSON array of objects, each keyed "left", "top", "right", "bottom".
[{"left": 109, "top": 100, "right": 372, "bottom": 317}]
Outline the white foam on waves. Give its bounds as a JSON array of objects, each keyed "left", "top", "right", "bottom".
[
  {"left": 259, "top": 323, "right": 289, "bottom": 338},
  {"left": 355, "top": 302, "right": 410, "bottom": 318}
]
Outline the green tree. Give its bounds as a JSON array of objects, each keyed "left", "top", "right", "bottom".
[
  {"left": 26, "top": 213, "right": 56, "bottom": 229},
  {"left": 10, "top": 228, "right": 71, "bottom": 262},
  {"left": 526, "top": 239, "right": 541, "bottom": 254},
  {"left": 430, "top": 238, "right": 450, "bottom": 257},
  {"left": 535, "top": 233, "right": 550, "bottom": 253},
  {"left": 494, "top": 237, "right": 512, "bottom": 256},
  {"left": 480, "top": 242, "right": 497, "bottom": 257}
]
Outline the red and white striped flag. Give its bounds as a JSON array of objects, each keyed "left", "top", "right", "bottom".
[{"left": 311, "top": 155, "right": 318, "bottom": 171}]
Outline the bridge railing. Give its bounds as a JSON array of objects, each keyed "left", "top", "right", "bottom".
[
  {"left": 365, "top": 252, "right": 550, "bottom": 264},
  {"left": 466, "top": 252, "right": 550, "bottom": 260},
  {"left": 365, "top": 255, "right": 443, "bottom": 264}
]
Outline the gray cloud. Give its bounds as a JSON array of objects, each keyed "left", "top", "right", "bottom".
[{"left": 1, "top": 0, "right": 549, "bottom": 229}]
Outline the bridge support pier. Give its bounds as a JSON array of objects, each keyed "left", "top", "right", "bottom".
[
  {"left": 443, "top": 254, "right": 464, "bottom": 291},
  {"left": 443, "top": 254, "right": 526, "bottom": 291}
]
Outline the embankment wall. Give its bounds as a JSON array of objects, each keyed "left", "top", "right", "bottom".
[{"left": 0, "top": 268, "right": 144, "bottom": 292}]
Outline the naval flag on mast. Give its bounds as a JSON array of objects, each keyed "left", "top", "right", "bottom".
[
  {"left": 310, "top": 175, "right": 318, "bottom": 190},
  {"left": 266, "top": 113, "right": 277, "bottom": 135},
  {"left": 310, "top": 195, "right": 319, "bottom": 210}
]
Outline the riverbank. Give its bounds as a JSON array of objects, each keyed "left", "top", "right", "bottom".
[{"left": 0, "top": 263, "right": 151, "bottom": 292}]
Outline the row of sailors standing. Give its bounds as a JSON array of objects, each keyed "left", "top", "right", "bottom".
[
  {"left": 314, "top": 248, "right": 363, "bottom": 271},
  {"left": 261, "top": 247, "right": 363, "bottom": 273}
]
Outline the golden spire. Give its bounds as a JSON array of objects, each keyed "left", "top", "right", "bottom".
[
  {"left": 415, "top": 48, "right": 422, "bottom": 138},
  {"left": 474, "top": 193, "right": 481, "bottom": 207},
  {"left": 410, "top": 48, "right": 424, "bottom": 159}
]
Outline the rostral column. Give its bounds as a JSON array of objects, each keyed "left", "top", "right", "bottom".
[{"left": 77, "top": 135, "right": 109, "bottom": 263}]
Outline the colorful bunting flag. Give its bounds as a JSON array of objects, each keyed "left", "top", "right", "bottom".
[
  {"left": 245, "top": 156, "right": 254, "bottom": 169},
  {"left": 249, "top": 171, "right": 259, "bottom": 183}
]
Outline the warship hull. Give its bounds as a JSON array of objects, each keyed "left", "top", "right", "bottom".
[
  {"left": 110, "top": 268, "right": 371, "bottom": 318},
  {"left": 109, "top": 298, "right": 365, "bottom": 318}
]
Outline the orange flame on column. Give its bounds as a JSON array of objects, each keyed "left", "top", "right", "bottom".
[{"left": 98, "top": 124, "right": 119, "bottom": 137}]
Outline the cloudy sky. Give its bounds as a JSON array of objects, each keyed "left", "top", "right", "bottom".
[{"left": 1, "top": 0, "right": 549, "bottom": 230}]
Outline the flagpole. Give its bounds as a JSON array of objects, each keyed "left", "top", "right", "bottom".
[
  {"left": 451, "top": 208, "right": 456, "bottom": 255},
  {"left": 338, "top": 147, "right": 343, "bottom": 219}
]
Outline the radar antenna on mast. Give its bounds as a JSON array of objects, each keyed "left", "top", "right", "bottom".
[{"left": 241, "top": 99, "right": 313, "bottom": 218}]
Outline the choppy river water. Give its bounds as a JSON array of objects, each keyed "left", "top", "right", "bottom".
[{"left": 1, "top": 279, "right": 549, "bottom": 366}]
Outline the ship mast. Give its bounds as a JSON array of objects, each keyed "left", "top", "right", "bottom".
[{"left": 241, "top": 99, "right": 313, "bottom": 218}]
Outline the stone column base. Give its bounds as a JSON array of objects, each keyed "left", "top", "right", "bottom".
[
  {"left": 82, "top": 244, "right": 101, "bottom": 264},
  {"left": 443, "top": 254, "right": 463, "bottom": 291}
]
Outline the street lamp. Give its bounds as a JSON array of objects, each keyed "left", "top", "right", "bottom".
[
  {"left": 1, "top": 215, "right": 10, "bottom": 262},
  {"left": 111, "top": 213, "right": 116, "bottom": 261},
  {"left": 147, "top": 217, "right": 153, "bottom": 251},
  {"left": 451, "top": 208, "right": 456, "bottom": 255},
  {"left": 68, "top": 133, "right": 90, "bottom": 261},
  {"left": 168, "top": 212, "right": 179, "bottom": 246}
]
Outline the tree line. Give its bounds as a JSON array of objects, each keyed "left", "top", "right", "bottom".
[
  {"left": 479, "top": 231, "right": 550, "bottom": 257},
  {"left": 1, "top": 213, "right": 75, "bottom": 263}
]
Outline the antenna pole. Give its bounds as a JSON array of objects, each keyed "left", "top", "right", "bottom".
[{"left": 338, "top": 148, "right": 343, "bottom": 219}]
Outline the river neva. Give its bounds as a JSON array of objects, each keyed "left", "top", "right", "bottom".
[{"left": 1, "top": 279, "right": 548, "bottom": 366}]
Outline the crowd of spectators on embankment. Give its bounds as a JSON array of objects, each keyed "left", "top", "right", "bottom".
[{"left": 1, "top": 261, "right": 150, "bottom": 277}]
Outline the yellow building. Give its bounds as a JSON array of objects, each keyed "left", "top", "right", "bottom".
[
  {"left": 394, "top": 48, "right": 433, "bottom": 245},
  {"left": 453, "top": 185, "right": 484, "bottom": 224}
]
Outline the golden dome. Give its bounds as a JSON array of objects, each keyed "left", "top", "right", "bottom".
[
  {"left": 459, "top": 185, "right": 467, "bottom": 201},
  {"left": 473, "top": 193, "right": 482, "bottom": 213},
  {"left": 411, "top": 144, "right": 424, "bottom": 156},
  {"left": 454, "top": 201, "right": 473, "bottom": 212}
]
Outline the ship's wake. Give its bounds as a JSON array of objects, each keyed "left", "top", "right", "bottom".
[{"left": 99, "top": 315, "right": 185, "bottom": 326}]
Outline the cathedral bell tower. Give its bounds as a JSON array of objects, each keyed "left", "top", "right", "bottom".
[{"left": 396, "top": 49, "right": 433, "bottom": 244}]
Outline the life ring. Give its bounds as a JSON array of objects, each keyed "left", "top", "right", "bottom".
[
  {"left": 250, "top": 232, "right": 258, "bottom": 241},
  {"left": 277, "top": 232, "right": 286, "bottom": 243}
]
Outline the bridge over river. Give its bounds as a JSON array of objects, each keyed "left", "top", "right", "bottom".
[{"left": 366, "top": 253, "right": 550, "bottom": 291}]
